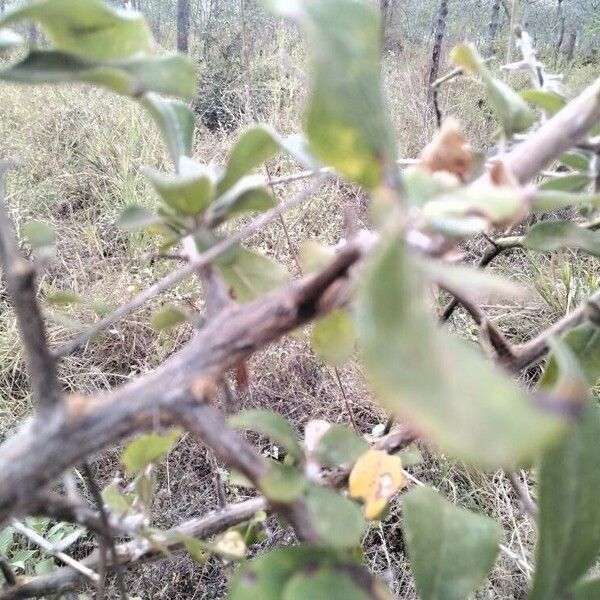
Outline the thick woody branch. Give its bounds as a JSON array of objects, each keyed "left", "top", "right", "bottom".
[
  {"left": 173, "top": 402, "right": 319, "bottom": 543},
  {"left": 0, "top": 168, "right": 62, "bottom": 418},
  {"left": 501, "top": 77, "right": 600, "bottom": 184},
  {"left": 55, "top": 176, "right": 329, "bottom": 358},
  {"left": 0, "top": 498, "right": 267, "bottom": 600},
  {"left": 507, "top": 289, "right": 600, "bottom": 372},
  {"left": 0, "top": 243, "right": 362, "bottom": 525},
  {"left": 0, "top": 426, "right": 414, "bottom": 599}
]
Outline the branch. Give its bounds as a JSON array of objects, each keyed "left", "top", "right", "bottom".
[
  {"left": 440, "top": 240, "right": 505, "bottom": 322},
  {"left": 507, "top": 289, "right": 600, "bottom": 371},
  {"left": 500, "top": 77, "right": 600, "bottom": 183},
  {"left": 507, "top": 471, "right": 538, "bottom": 516},
  {"left": 0, "top": 165, "right": 62, "bottom": 418},
  {"left": 0, "top": 242, "right": 363, "bottom": 524},
  {"left": 438, "top": 284, "right": 515, "bottom": 362},
  {"left": 173, "top": 402, "right": 319, "bottom": 544},
  {"left": 9, "top": 519, "right": 99, "bottom": 584},
  {"left": 0, "top": 498, "right": 267, "bottom": 600},
  {"left": 81, "top": 463, "right": 127, "bottom": 600},
  {"left": 54, "top": 175, "right": 329, "bottom": 358},
  {"left": 0, "top": 425, "right": 415, "bottom": 599}
]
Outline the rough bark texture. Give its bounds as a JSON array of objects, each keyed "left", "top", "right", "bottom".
[
  {"left": 427, "top": 0, "right": 449, "bottom": 105},
  {"left": 487, "top": 0, "right": 501, "bottom": 52},
  {"left": 177, "top": 0, "right": 190, "bottom": 54}
]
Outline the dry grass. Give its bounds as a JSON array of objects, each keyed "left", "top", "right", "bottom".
[{"left": 0, "top": 40, "right": 598, "bottom": 599}]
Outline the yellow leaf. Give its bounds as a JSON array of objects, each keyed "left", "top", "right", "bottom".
[
  {"left": 349, "top": 449, "right": 406, "bottom": 520},
  {"left": 214, "top": 530, "right": 246, "bottom": 560}
]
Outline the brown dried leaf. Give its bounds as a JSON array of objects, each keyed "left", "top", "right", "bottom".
[
  {"left": 488, "top": 160, "right": 519, "bottom": 189},
  {"left": 420, "top": 118, "right": 474, "bottom": 181}
]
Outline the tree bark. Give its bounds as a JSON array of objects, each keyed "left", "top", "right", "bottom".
[
  {"left": 177, "top": 0, "right": 190, "bottom": 54},
  {"left": 379, "top": 0, "right": 390, "bottom": 47},
  {"left": 487, "top": 0, "right": 501, "bottom": 53},
  {"left": 427, "top": 0, "right": 449, "bottom": 105},
  {"left": 564, "top": 28, "right": 577, "bottom": 64},
  {"left": 553, "top": 0, "right": 565, "bottom": 68}
]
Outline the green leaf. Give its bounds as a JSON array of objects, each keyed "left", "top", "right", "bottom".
[
  {"left": 144, "top": 160, "right": 216, "bottom": 216},
  {"left": 540, "top": 324, "right": 600, "bottom": 388},
  {"left": 218, "top": 126, "right": 280, "bottom": 195},
  {"left": 397, "top": 444, "right": 423, "bottom": 467},
  {"left": 311, "top": 309, "right": 356, "bottom": 366},
  {"left": 299, "top": 239, "right": 335, "bottom": 274},
  {"left": 134, "top": 473, "right": 156, "bottom": 508},
  {"left": 402, "top": 166, "right": 460, "bottom": 207},
  {"left": 122, "top": 429, "right": 181, "bottom": 474},
  {"left": 403, "top": 486, "right": 500, "bottom": 600},
  {"left": 304, "top": 484, "right": 365, "bottom": 548},
  {"left": 421, "top": 185, "right": 526, "bottom": 233},
  {"left": 46, "top": 291, "right": 82, "bottom": 306},
  {"left": 229, "top": 409, "right": 303, "bottom": 461},
  {"left": 174, "top": 533, "right": 209, "bottom": 563},
  {"left": 539, "top": 173, "right": 591, "bottom": 192},
  {"left": 521, "top": 89, "right": 566, "bottom": 116},
  {"left": 101, "top": 483, "right": 132, "bottom": 516},
  {"left": 295, "top": 0, "right": 396, "bottom": 188},
  {"left": 216, "top": 126, "right": 318, "bottom": 196},
  {"left": 0, "top": 51, "right": 196, "bottom": 99},
  {"left": 118, "top": 204, "right": 162, "bottom": 232},
  {"left": 355, "top": 235, "right": 565, "bottom": 468},
  {"left": 528, "top": 402, "right": 600, "bottom": 600},
  {"left": 0, "top": 527, "right": 13, "bottom": 554},
  {"left": 34, "top": 558, "right": 55, "bottom": 575},
  {"left": 314, "top": 424, "right": 368, "bottom": 467},
  {"left": 419, "top": 258, "right": 526, "bottom": 301},
  {"left": 141, "top": 93, "right": 195, "bottom": 168},
  {"left": 228, "top": 546, "right": 340, "bottom": 600},
  {"left": 150, "top": 305, "right": 189, "bottom": 331},
  {"left": 21, "top": 219, "right": 55, "bottom": 250},
  {"left": 216, "top": 245, "right": 289, "bottom": 303},
  {"left": 0, "top": 28, "right": 23, "bottom": 51},
  {"left": 260, "top": 463, "right": 307, "bottom": 503},
  {"left": 531, "top": 190, "right": 600, "bottom": 213},
  {"left": 451, "top": 43, "right": 536, "bottom": 136},
  {"left": 559, "top": 151, "right": 591, "bottom": 173},
  {"left": 283, "top": 567, "right": 369, "bottom": 600},
  {"left": 0, "top": 0, "right": 152, "bottom": 60},
  {"left": 207, "top": 176, "right": 276, "bottom": 226},
  {"left": 524, "top": 221, "right": 600, "bottom": 256},
  {"left": 573, "top": 579, "right": 600, "bottom": 600},
  {"left": 230, "top": 511, "right": 268, "bottom": 546}
]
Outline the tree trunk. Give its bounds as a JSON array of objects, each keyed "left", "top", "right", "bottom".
[
  {"left": 487, "top": 0, "right": 501, "bottom": 53},
  {"left": 553, "top": 0, "right": 565, "bottom": 68},
  {"left": 27, "top": 23, "right": 38, "bottom": 44},
  {"left": 379, "top": 0, "right": 390, "bottom": 47},
  {"left": 564, "top": 29, "right": 577, "bottom": 64},
  {"left": 177, "top": 0, "right": 190, "bottom": 54},
  {"left": 427, "top": 0, "right": 449, "bottom": 105}
]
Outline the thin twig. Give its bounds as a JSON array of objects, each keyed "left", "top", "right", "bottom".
[
  {"left": 440, "top": 242, "right": 505, "bottom": 322},
  {"left": 332, "top": 366, "right": 359, "bottom": 432},
  {"left": 507, "top": 471, "right": 538, "bottom": 517},
  {"left": 0, "top": 164, "right": 62, "bottom": 416},
  {"left": 9, "top": 519, "right": 99, "bottom": 584},
  {"left": 54, "top": 176, "right": 328, "bottom": 358},
  {"left": 82, "top": 463, "right": 128, "bottom": 600}
]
